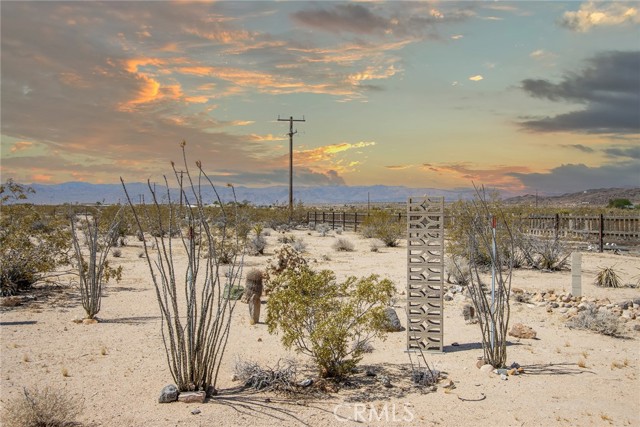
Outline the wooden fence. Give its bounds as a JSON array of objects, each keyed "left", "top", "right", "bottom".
[{"left": 306, "top": 211, "right": 640, "bottom": 245}]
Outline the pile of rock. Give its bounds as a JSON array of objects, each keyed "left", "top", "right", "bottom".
[{"left": 513, "top": 290, "right": 640, "bottom": 327}]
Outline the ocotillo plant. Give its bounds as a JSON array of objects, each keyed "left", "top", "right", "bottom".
[
  {"left": 461, "top": 185, "right": 515, "bottom": 368},
  {"left": 121, "top": 142, "right": 243, "bottom": 394},
  {"left": 70, "top": 209, "right": 123, "bottom": 320}
]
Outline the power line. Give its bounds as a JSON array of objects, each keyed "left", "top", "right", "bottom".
[{"left": 277, "top": 115, "right": 305, "bottom": 221}]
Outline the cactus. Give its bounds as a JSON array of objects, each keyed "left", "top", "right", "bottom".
[{"left": 243, "top": 269, "right": 263, "bottom": 324}]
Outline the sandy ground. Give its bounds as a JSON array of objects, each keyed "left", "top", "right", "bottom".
[{"left": 1, "top": 229, "right": 639, "bottom": 427}]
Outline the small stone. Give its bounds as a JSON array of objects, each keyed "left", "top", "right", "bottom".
[
  {"left": 159, "top": 384, "right": 179, "bottom": 403},
  {"left": 517, "top": 367, "right": 525, "bottom": 374},
  {"left": 480, "top": 364, "right": 494, "bottom": 374},
  {"left": 265, "top": 398, "right": 271, "bottom": 403},
  {"left": 257, "top": 338, "right": 262, "bottom": 342},
  {"left": 191, "top": 409, "right": 201, "bottom": 415},
  {"left": 298, "top": 378, "right": 314, "bottom": 387},
  {"left": 444, "top": 293, "right": 454, "bottom": 301},
  {"left": 509, "top": 323, "right": 537, "bottom": 339},
  {"left": 451, "top": 342, "right": 459, "bottom": 347},
  {"left": 379, "top": 375, "right": 392, "bottom": 388},
  {"left": 546, "top": 306, "right": 553, "bottom": 313},
  {"left": 559, "top": 308, "right": 568, "bottom": 314},
  {"left": 365, "top": 369, "right": 377, "bottom": 377},
  {"left": 633, "top": 324, "right": 640, "bottom": 332},
  {"left": 550, "top": 302, "right": 560, "bottom": 309},
  {"left": 442, "top": 379, "right": 455, "bottom": 389},
  {"left": 178, "top": 391, "right": 206, "bottom": 403},
  {"left": 429, "top": 385, "right": 437, "bottom": 392},
  {"left": 507, "top": 369, "right": 516, "bottom": 376},
  {"left": 382, "top": 307, "right": 403, "bottom": 332},
  {"left": 476, "top": 359, "right": 486, "bottom": 369},
  {"left": 500, "top": 374, "right": 508, "bottom": 381}
]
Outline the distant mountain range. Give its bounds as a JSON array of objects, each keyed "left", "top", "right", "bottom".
[
  {"left": 18, "top": 182, "right": 476, "bottom": 205},
  {"left": 9, "top": 182, "right": 639, "bottom": 207}
]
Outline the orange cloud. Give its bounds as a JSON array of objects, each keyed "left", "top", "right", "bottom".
[
  {"left": 424, "top": 163, "right": 530, "bottom": 190},
  {"left": 31, "top": 173, "right": 53, "bottom": 182},
  {"left": 10, "top": 141, "right": 33, "bottom": 153}
]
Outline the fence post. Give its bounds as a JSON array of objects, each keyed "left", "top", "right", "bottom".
[
  {"left": 332, "top": 212, "right": 335, "bottom": 229},
  {"left": 554, "top": 213, "right": 559, "bottom": 239},
  {"left": 354, "top": 212, "right": 358, "bottom": 232},
  {"left": 599, "top": 214, "right": 604, "bottom": 252},
  {"left": 322, "top": 211, "right": 325, "bottom": 224},
  {"left": 342, "top": 212, "right": 346, "bottom": 230}
]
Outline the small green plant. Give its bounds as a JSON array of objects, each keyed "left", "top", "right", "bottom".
[
  {"left": 332, "top": 237, "right": 354, "bottom": 252},
  {"left": 607, "top": 198, "right": 632, "bottom": 209},
  {"left": 595, "top": 266, "right": 622, "bottom": 288},
  {"left": 1, "top": 386, "right": 83, "bottom": 427},
  {"left": 266, "top": 266, "right": 394, "bottom": 378}
]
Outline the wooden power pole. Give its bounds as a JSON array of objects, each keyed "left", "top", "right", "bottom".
[{"left": 278, "top": 115, "right": 305, "bottom": 221}]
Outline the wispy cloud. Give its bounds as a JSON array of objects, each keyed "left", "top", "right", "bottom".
[{"left": 469, "top": 75, "right": 484, "bottom": 81}]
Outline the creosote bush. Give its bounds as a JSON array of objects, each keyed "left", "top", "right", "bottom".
[
  {"left": 1, "top": 180, "right": 71, "bottom": 296},
  {"left": 2, "top": 386, "right": 83, "bottom": 427},
  {"left": 263, "top": 244, "right": 308, "bottom": 295},
  {"left": 266, "top": 266, "right": 394, "bottom": 378},
  {"left": 359, "top": 210, "right": 404, "bottom": 247}
]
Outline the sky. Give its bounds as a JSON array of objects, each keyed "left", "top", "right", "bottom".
[{"left": 1, "top": 1, "right": 639, "bottom": 196}]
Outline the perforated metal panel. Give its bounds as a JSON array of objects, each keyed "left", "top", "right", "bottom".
[{"left": 407, "top": 197, "right": 445, "bottom": 352}]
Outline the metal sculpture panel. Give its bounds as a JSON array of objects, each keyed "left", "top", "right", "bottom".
[{"left": 407, "top": 196, "right": 444, "bottom": 352}]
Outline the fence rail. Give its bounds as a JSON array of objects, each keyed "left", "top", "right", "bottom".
[{"left": 306, "top": 211, "right": 640, "bottom": 245}]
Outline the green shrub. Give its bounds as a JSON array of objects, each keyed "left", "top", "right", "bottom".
[
  {"left": 0, "top": 180, "right": 71, "bottom": 296},
  {"left": 607, "top": 198, "right": 632, "bottom": 209},
  {"left": 266, "top": 266, "right": 394, "bottom": 378},
  {"left": 360, "top": 211, "right": 404, "bottom": 247},
  {"left": 594, "top": 266, "right": 622, "bottom": 288}
]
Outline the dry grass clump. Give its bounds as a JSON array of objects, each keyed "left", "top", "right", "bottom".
[
  {"left": 594, "top": 266, "right": 622, "bottom": 288},
  {"left": 233, "top": 357, "right": 298, "bottom": 393},
  {"left": 566, "top": 307, "right": 623, "bottom": 337},
  {"left": 332, "top": 238, "right": 354, "bottom": 252},
  {"left": 2, "top": 386, "right": 83, "bottom": 427}
]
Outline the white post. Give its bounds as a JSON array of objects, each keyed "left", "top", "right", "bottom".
[{"left": 571, "top": 252, "right": 582, "bottom": 297}]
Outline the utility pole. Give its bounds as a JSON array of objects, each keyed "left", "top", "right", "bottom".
[{"left": 277, "top": 115, "right": 305, "bottom": 221}]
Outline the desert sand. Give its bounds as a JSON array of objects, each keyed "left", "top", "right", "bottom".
[{"left": 1, "top": 229, "right": 639, "bottom": 427}]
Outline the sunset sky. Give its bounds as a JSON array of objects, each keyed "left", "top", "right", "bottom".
[{"left": 1, "top": 1, "right": 639, "bottom": 195}]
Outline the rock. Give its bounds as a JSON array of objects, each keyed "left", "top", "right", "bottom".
[
  {"left": 382, "top": 307, "right": 403, "bottom": 332},
  {"left": 365, "top": 369, "right": 377, "bottom": 377},
  {"left": 444, "top": 293, "right": 454, "bottom": 301},
  {"left": 512, "top": 288, "right": 524, "bottom": 294},
  {"left": 191, "top": 409, "right": 201, "bottom": 415},
  {"left": 500, "top": 374, "right": 508, "bottom": 381},
  {"left": 451, "top": 342, "right": 459, "bottom": 347},
  {"left": 546, "top": 306, "right": 553, "bottom": 313},
  {"left": 509, "top": 323, "right": 537, "bottom": 339},
  {"left": 476, "top": 359, "right": 486, "bottom": 369},
  {"left": 379, "top": 375, "right": 392, "bottom": 388},
  {"left": 562, "top": 294, "right": 572, "bottom": 303},
  {"left": 178, "top": 391, "right": 206, "bottom": 403},
  {"left": 509, "top": 362, "right": 520, "bottom": 369},
  {"left": 159, "top": 384, "right": 179, "bottom": 403},
  {"left": 550, "top": 302, "right": 560, "bottom": 309},
  {"left": 577, "top": 302, "right": 590, "bottom": 312},
  {"left": 298, "top": 378, "right": 314, "bottom": 387},
  {"left": 567, "top": 307, "right": 579, "bottom": 317},
  {"left": 442, "top": 379, "right": 455, "bottom": 389},
  {"left": 633, "top": 324, "right": 640, "bottom": 332},
  {"left": 480, "top": 364, "right": 494, "bottom": 374}
]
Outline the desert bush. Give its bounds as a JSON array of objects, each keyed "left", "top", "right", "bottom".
[
  {"left": 360, "top": 210, "right": 404, "bottom": 247},
  {"left": 112, "top": 248, "right": 122, "bottom": 258},
  {"left": 567, "top": 307, "right": 622, "bottom": 336},
  {"left": 316, "top": 223, "right": 331, "bottom": 237},
  {"left": 233, "top": 357, "right": 298, "bottom": 393},
  {"left": 518, "top": 235, "right": 570, "bottom": 271},
  {"left": 2, "top": 386, "right": 83, "bottom": 427},
  {"left": 70, "top": 210, "right": 123, "bottom": 319},
  {"left": 332, "top": 237, "right": 354, "bottom": 252},
  {"left": 594, "top": 266, "right": 622, "bottom": 288},
  {"left": 266, "top": 266, "right": 394, "bottom": 378},
  {"left": 0, "top": 180, "right": 72, "bottom": 296},
  {"left": 121, "top": 142, "right": 242, "bottom": 393},
  {"left": 246, "top": 232, "right": 267, "bottom": 256},
  {"left": 263, "top": 244, "right": 308, "bottom": 295},
  {"left": 445, "top": 256, "right": 471, "bottom": 285}
]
